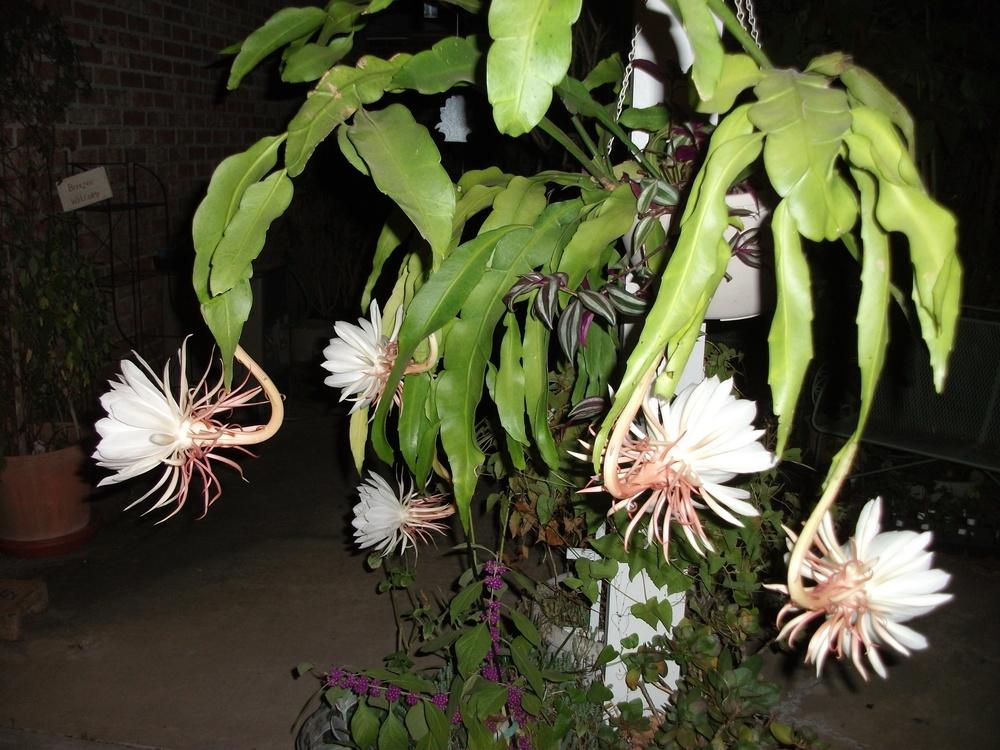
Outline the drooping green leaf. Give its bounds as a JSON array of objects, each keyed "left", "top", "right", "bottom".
[
  {"left": 378, "top": 712, "right": 408, "bottom": 750},
  {"left": 201, "top": 279, "right": 253, "bottom": 387},
  {"left": 851, "top": 168, "right": 891, "bottom": 439},
  {"left": 362, "top": 209, "right": 410, "bottom": 309},
  {"left": 486, "top": 0, "right": 583, "bottom": 136},
  {"left": 845, "top": 106, "right": 961, "bottom": 391},
  {"left": 439, "top": 218, "right": 567, "bottom": 526},
  {"left": 209, "top": 170, "right": 294, "bottom": 296},
  {"left": 582, "top": 53, "right": 624, "bottom": 91},
  {"left": 806, "top": 52, "right": 914, "bottom": 155},
  {"left": 350, "top": 698, "right": 380, "bottom": 749},
  {"left": 505, "top": 604, "right": 541, "bottom": 647},
  {"left": 455, "top": 623, "right": 492, "bottom": 678},
  {"left": 495, "top": 313, "right": 530, "bottom": 445},
  {"left": 392, "top": 36, "right": 481, "bottom": 94},
  {"left": 767, "top": 199, "right": 813, "bottom": 457},
  {"left": 450, "top": 581, "right": 485, "bottom": 624},
  {"left": 750, "top": 69, "right": 856, "bottom": 241},
  {"left": 618, "top": 105, "right": 669, "bottom": 132},
  {"left": 405, "top": 703, "right": 429, "bottom": 743},
  {"left": 523, "top": 314, "right": 560, "bottom": 469},
  {"left": 192, "top": 135, "right": 285, "bottom": 303},
  {"left": 420, "top": 704, "right": 450, "bottom": 750},
  {"left": 285, "top": 55, "right": 398, "bottom": 177},
  {"left": 399, "top": 373, "right": 435, "bottom": 482},
  {"left": 322, "top": 1, "right": 366, "bottom": 36},
  {"left": 676, "top": 0, "right": 725, "bottom": 102},
  {"left": 696, "top": 53, "right": 762, "bottom": 114},
  {"left": 371, "top": 227, "right": 527, "bottom": 461},
  {"left": 479, "top": 176, "right": 548, "bottom": 233},
  {"left": 595, "top": 107, "right": 763, "bottom": 464},
  {"left": 557, "top": 184, "right": 635, "bottom": 289},
  {"left": 336, "top": 120, "right": 369, "bottom": 175},
  {"left": 450, "top": 184, "right": 505, "bottom": 247},
  {"left": 348, "top": 105, "right": 456, "bottom": 260},
  {"left": 228, "top": 7, "right": 328, "bottom": 89},
  {"left": 349, "top": 406, "right": 369, "bottom": 474},
  {"left": 510, "top": 636, "right": 544, "bottom": 697},
  {"left": 281, "top": 36, "right": 355, "bottom": 83}
]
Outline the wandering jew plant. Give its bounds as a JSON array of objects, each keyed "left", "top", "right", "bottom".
[{"left": 96, "top": 0, "right": 963, "bottom": 746}]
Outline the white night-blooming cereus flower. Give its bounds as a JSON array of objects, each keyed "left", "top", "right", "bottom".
[
  {"left": 353, "top": 471, "right": 455, "bottom": 557},
  {"left": 769, "top": 497, "right": 953, "bottom": 679},
  {"left": 586, "top": 375, "right": 775, "bottom": 557},
  {"left": 93, "top": 342, "right": 266, "bottom": 520},
  {"left": 322, "top": 301, "right": 403, "bottom": 413}
]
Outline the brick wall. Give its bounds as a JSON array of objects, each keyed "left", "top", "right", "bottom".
[{"left": 30, "top": 0, "right": 294, "bottom": 354}]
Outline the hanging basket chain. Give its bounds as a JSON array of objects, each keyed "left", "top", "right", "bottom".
[
  {"left": 607, "top": 23, "right": 642, "bottom": 158},
  {"left": 734, "top": 0, "right": 762, "bottom": 47}
]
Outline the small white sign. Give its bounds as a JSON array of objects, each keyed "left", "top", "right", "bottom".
[{"left": 57, "top": 167, "right": 112, "bottom": 212}]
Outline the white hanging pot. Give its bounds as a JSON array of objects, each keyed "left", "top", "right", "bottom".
[{"left": 705, "top": 190, "right": 772, "bottom": 321}]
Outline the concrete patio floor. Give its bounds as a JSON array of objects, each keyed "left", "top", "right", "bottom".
[{"left": 1, "top": 395, "right": 997, "bottom": 749}]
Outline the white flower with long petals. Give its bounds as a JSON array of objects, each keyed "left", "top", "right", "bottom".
[
  {"left": 322, "top": 302, "right": 403, "bottom": 413},
  {"left": 93, "top": 342, "right": 260, "bottom": 519},
  {"left": 352, "top": 472, "right": 455, "bottom": 556},
  {"left": 769, "top": 497, "right": 952, "bottom": 679},
  {"left": 594, "top": 375, "right": 775, "bottom": 556}
]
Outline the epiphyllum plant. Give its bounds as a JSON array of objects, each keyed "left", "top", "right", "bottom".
[
  {"left": 93, "top": 344, "right": 283, "bottom": 519},
  {"left": 167, "top": 0, "right": 957, "bottom": 728}
]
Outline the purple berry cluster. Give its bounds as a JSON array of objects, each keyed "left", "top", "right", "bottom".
[
  {"left": 323, "top": 666, "right": 448, "bottom": 713},
  {"left": 483, "top": 559, "right": 507, "bottom": 591}
]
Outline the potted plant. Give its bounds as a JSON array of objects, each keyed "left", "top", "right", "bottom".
[{"left": 0, "top": 3, "right": 106, "bottom": 555}]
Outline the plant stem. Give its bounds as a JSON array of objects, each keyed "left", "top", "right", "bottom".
[
  {"left": 211, "top": 346, "right": 284, "bottom": 446},
  {"left": 570, "top": 115, "right": 601, "bottom": 160},
  {"left": 539, "top": 117, "right": 608, "bottom": 182},
  {"left": 786, "top": 441, "right": 858, "bottom": 609},
  {"left": 705, "top": 0, "right": 772, "bottom": 68}
]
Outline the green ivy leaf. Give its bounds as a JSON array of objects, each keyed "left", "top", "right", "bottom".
[
  {"left": 486, "top": 0, "right": 582, "bottom": 136},
  {"left": 228, "top": 7, "right": 328, "bottom": 89},
  {"left": 348, "top": 104, "right": 456, "bottom": 260}
]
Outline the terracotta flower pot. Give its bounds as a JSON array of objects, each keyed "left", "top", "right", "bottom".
[{"left": 0, "top": 444, "right": 96, "bottom": 557}]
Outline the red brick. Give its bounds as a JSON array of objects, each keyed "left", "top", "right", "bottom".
[
  {"left": 120, "top": 70, "right": 144, "bottom": 88},
  {"left": 124, "top": 111, "right": 145, "bottom": 127},
  {"left": 81, "top": 129, "right": 108, "bottom": 146},
  {"left": 128, "top": 15, "right": 150, "bottom": 34},
  {"left": 102, "top": 8, "right": 127, "bottom": 28}
]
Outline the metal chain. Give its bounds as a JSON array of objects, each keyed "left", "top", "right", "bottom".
[
  {"left": 734, "top": 0, "right": 761, "bottom": 47},
  {"left": 608, "top": 24, "right": 642, "bottom": 158}
]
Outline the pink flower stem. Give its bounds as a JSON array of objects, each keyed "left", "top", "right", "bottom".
[
  {"left": 204, "top": 346, "right": 284, "bottom": 447},
  {"left": 786, "top": 441, "right": 858, "bottom": 610}
]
